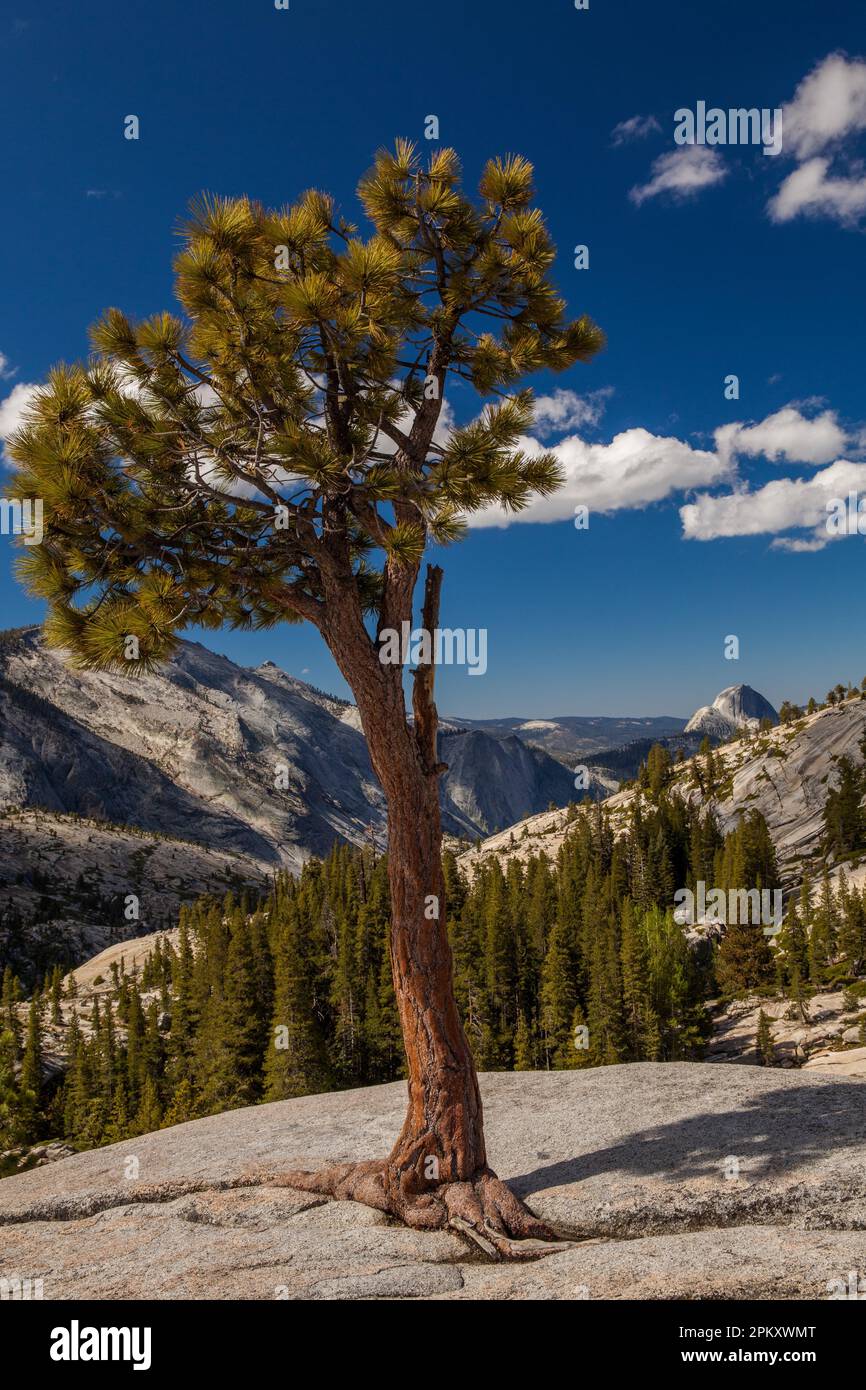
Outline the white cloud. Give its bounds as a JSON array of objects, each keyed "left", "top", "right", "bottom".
[
  {"left": 770, "top": 535, "right": 831, "bottom": 553},
  {"left": 531, "top": 387, "right": 611, "bottom": 437},
  {"left": 0, "top": 381, "right": 40, "bottom": 448},
  {"left": 629, "top": 147, "right": 728, "bottom": 206},
  {"left": 470, "top": 426, "right": 731, "bottom": 528},
  {"left": 714, "top": 406, "right": 848, "bottom": 467},
  {"left": 782, "top": 53, "right": 866, "bottom": 159},
  {"left": 611, "top": 114, "right": 661, "bottom": 146},
  {"left": 624, "top": 56, "right": 866, "bottom": 226},
  {"left": 680, "top": 457, "right": 866, "bottom": 543},
  {"left": 467, "top": 399, "right": 866, "bottom": 536},
  {"left": 767, "top": 155, "right": 866, "bottom": 224},
  {"left": 763, "top": 55, "right": 866, "bottom": 225}
]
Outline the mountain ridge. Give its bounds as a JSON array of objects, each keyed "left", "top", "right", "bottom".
[
  {"left": 0, "top": 627, "right": 600, "bottom": 968},
  {"left": 685, "top": 682, "right": 780, "bottom": 741},
  {"left": 458, "top": 694, "right": 866, "bottom": 887}
]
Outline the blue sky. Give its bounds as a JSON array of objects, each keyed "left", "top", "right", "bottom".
[{"left": 1, "top": 0, "right": 865, "bottom": 717}]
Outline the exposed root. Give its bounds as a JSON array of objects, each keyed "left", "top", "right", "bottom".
[{"left": 273, "top": 1161, "right": 571, "bottom": 1261}]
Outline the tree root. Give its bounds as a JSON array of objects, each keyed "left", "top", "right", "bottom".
[{"left": 271, "top": 1160, "right": 571, "bottom": 1261}]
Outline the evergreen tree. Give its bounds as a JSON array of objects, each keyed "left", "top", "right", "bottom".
[
  {"left": 264, "top": 899, "right": 332, "bottom": 1100},
  {"left": 135, "top": 1075, "right": 163, "bottom": 1135},
  {"left": 620, "top": 899, "right": 659, "bottom": 1060},
  {"left": 808, "top": 870, "right": 838, "bottom": 986},
  {"left": 823, "top": 756, "right": 865, "bottom": 856},
  {"left": 756, "top": 1009, "right": 775, "bottom": 1065},
  {"left": 0, "top": 1028, "right": 26, "bottom": 1149},
  {"left": 8, "top": 139, "right": 604, "bottom": 1247},
  {"left": 839, "top": 883, "right": 866, "bottom": 976},
  {"left": 716, "top": 918, "right": 775, "bottom": 997},
  {"left": 513, "top": 1013, "right": 536, "bottom": 1070},
  {"left": 539, "top": 919, "right": 578, "bottom": 1068},
  {"left": 18, "top": 996, "right": 44, "bottom": 1141},
  {"left": 779, "top": 899, "right": 809, "bottom": 987}
]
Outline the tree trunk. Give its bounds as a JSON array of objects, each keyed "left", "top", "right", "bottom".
[
  {"left": 376, "top": 733, "right": 487, "bottom": 1200},
  {"left": 283, "top": 562, "right": 558, "bottom": 1254},
  {"left": 342, "top": 563, "right": 487, "bottom": 1201}
]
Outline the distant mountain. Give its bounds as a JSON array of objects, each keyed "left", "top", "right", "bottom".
[
  {"left": 442, "top": 712, "right": 686, "bottom": 765},
  {"left": 685, "top": 684, "right": 779, "bottom": 741},
  {"left": 438, "top": 729, "right": 577, "bottom": 836},
  {"left": 0, "top": 628, "right": 597, "bottom": 969},
  {"left": 459, "top": 694, "right": 866, "bottom": 889},
  {"left": 0, "top": 629, "right": 386, "bottom": 873}
]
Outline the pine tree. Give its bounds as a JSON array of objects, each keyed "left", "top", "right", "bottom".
[
  {"left": 104, "top": 1077, "right": 130, "bottom": 1143},
  {"left": 539, "top": 919, "right": 578, "bottom": 1068},
  {"left": 0, "top": 1028, "right": 26, "bottom": 1149},
  {"left": 513, "top": 1013, "right": 537, "bottom": 1070},
  {"left": 1, "top": 968, "right": 22, "bottom": 1049},
  {"left": 643, "top": 906, "right": 708, "bottom": 1058},
  {"left": 7, "top": 141, "right": 604, "bottom": 1250},
  {"left": 161, "top": 1077, "right": 197, "bottom": 1129},
  {"left": 823, "top": 756, "right": 865, "bottom": 856},
  {"left": 716, "top": 919, "right": 775, "bottom": 997},
  {"left": 18, "top": 996, "right": 44, "bottom": 1141},
  {"left": 756, "top": 1009, "right": 775, "bottom": 1066},
  {"left": 201, "top": 911, "right": 264, "bottom": 1111},
  {"left": 264, "top": 901, "right": 332, "bottom": 1101},
  {"left": 135, "top": 1075, "right": 163, "bottom": 1136},
  {"left": 48, "top": 966, "right": 64, "bottom": 1027},
  {"left": 837, "top": 873, "right": 866, "bottom": 976},
  {"left": 586, "top": 918, "right": 625, "bottom": 1066},
  {"left": 167, "top": 914, "right": 197, "bottom": 1089},
  {"left": 620, "top": 899, "right": 659, "bottom": 1060},
  {"left": 779, "top": 899, "right": 809, "bottom": 987},
  {"left": 808, "top": 870, "right": 838, "bottom": 986}
]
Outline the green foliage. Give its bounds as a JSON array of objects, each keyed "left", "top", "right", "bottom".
[
  {"left": 10, "top": 786, "right": 866, "bottom": 1160},
  {"left": 637, "top": 743, "right": 674, "bottom": 799},
  {"left": 714, "top": 810, "right": 778, "bottom": 996},
  {"left": 756, "top": 1009, "right": 775, "bottom": 1066},
  {"left": 7, "top": 794, "right": 723, "bottom": 1157},
  {"left": 823, "top": 755, "right": 866, "bottom": 859},
  {"left": 7, "top": 144, "right": 603, "bottom": 675}
]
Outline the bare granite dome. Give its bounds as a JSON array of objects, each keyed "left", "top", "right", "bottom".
[{"left": 684, "top": 683, "right": 779, "bottom": 739}]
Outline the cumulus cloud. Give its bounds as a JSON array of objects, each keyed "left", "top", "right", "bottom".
[
  {"left": 767, "top": 155, "right": 866, "bottom": 224},
  {"left": 0, "top": 381, "right": 40, "bottom": 454},
  {"left": 680, "top": 457, "right": 866, "bottom": 545},
  {"left": 624, "top": 55, "right": 866, "bottom": 226},
  {"left": 714, "top": 406, "right": 848, "bottom": 467},
  {"left": 530, "top": 387, "right": 612, "bottom": 437},
  {"left": 629, "top": 147, "right": 728, "bottom": 206},
  {"left": 466, "top": 399, "right": 864, "bottom": 539},
  {"left": 611, "top": 114, "right": 661, "bottom": 146},
  {"left": 764, "top": 54, "right": 866, "bottom": 225},
  {"left": 469, "top": 427, "right": 730, "bottom": 528},
  {"left": 782, "top": 53, "right": 866, "bottom": 159}
]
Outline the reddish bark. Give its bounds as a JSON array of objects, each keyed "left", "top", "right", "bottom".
[{"left": 280, "top": 562, "right": 562, "bottom": 1257}]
